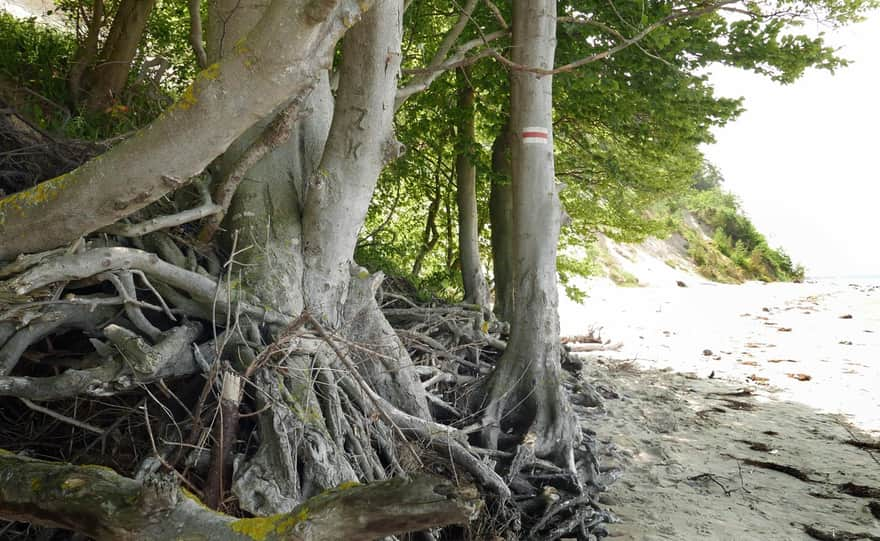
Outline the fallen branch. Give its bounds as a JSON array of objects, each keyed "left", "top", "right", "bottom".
[
  {"left": 567, "top": 341, "right": 623, "bottom": 353},
  {"left": 0, "top": 321, "right": 203, "bottom": 401},
  {"left": 0, "top": 451, "right": 480, "bottom": 540},
  {"left": 2, "top": 247, "right": 290, "bottom": 325}
]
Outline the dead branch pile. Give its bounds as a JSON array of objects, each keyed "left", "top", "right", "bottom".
[
  {"left": 0, "top": 211, "right": 612, "bottom": 539},
  {"left": 0, "top": 100, "right": 104, "bottom": 196}
]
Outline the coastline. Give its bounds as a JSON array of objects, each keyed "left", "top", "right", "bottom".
[
  {"left": 563, "top": 277, "right": 880, "bottom": 539},
  {"left": 561, "top": 277, "right": 880, "bottom": 434}
]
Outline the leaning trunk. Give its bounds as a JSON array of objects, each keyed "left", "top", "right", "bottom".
[
  {"left": 477, "top": 0, "right": 579, "bottom": 463},
  {"left": 0, "top": 0, "right": 370, "bottom": 260},
  {"left": 455, "top": 68, "right": 490, "bottom": 308}
]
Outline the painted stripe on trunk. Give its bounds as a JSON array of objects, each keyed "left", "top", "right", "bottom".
[{"left": 522, "top": 126, "right": 549, "bottom": 144}]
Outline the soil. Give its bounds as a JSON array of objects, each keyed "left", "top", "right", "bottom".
[{"left": 582, "top": 358, "right": 880, "bottom": 540}]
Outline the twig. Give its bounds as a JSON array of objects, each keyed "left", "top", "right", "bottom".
[
  {"left": 19, "top": 397, "right": 106, "bottom": 435},
  {"left": 688, "top": 472, "right": 732, "bottom": 496},
  {"left": 100, "top": 193, "right": 222, "bottom": 237},
  {"left": 489, "top": 1, "right": 738, "bottom": 76},
  {"left": 143, "top": 402, "right": 201, "bottom": 494}
]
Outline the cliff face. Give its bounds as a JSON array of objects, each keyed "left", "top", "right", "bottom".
[
  {"left": 592, "top": 217, "right": 706, "bottom": 288},
  {"left": 592, "top": 206, "right": 804, "bottom": 287}
]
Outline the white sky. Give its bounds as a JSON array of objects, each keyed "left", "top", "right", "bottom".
[{"left": 702, "top": 14, "right": 880, "bottom": 278}]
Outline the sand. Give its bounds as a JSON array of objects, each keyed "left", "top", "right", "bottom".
[{"left": 561, "top": 277, "right": 880, "bottom": 539}]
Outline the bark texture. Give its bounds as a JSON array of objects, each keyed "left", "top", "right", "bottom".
[
  {"left": 479, "top": 0, "right": 580, "bottom": 462},
  {"left": 0, "top": 0, "right": 372, "bottom": 262},
  {"left": 301, "top": 0, "right": 404, "bottom": 327},
  {"left": 0, "top": 451, "right": 478, "bottom": 540},
  {"left": 455, "top": 68, "right": 490, "bottom": 308}
]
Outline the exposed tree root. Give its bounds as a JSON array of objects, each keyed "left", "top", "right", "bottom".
[{"left": 0, "top": 236, "right": 611, "bottom": 540}]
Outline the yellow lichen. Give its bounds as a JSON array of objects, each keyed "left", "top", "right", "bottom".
[
  {"left": 334, "top": 480, "right": 360, "bottom": 491},
  {"left": 229, "top": 507, "right": 309, "bottom": 540},
  {"left": 79, "top": 463, "right": 117, "bottom": 473},
  {"left": 202, "top": 63, "right": 221, "bottom": 80},
  {"left": 180, "top": 486, "right": 218, "bottom": 512},
  {"left": 61, "top": 476, "right": 87, "bottom": 490},
  {"left": 0, "top": 174, "right": 68, "bottom": 215},
  {"left": 30, "top": 478, "right": 41, "bottom": 492},
  {"left": 233, "top": 38, "right": 250, "bottom": 56},
  {"left": 176, "top": 84, "right": 199, "bottom": 111}
]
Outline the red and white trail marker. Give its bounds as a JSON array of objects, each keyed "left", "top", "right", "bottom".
[{"left": 521, "top": 126, "right": 550, "bottom": 144}]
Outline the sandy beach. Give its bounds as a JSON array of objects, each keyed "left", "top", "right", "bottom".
[
  {"left": 561, "top": 277, "right": 880, "bottom": 539},
  {"left": 562, "top": 278, "right": 880, "bottom": 434}
]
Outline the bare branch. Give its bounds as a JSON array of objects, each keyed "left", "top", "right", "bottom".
[
  {"left": 395, "top": 0, "right": 482, "bottom": 109},
  {"left": 198, "top": 96, "right": 309, "bottom": 243},
  {"left": 396, "top": 31, "right": 507, "bottom": 106},
  {"left": 483, "top": 0, "right": 508, "bottom": 29},
  {"left": 494, "top": 1, "right": 738, "bottom": 76},
  {"left": 2, "top": 247, "right": 291, "bottom": 325},
  {"left": 100, "top": 182, "right": 222, "bottom": 238},
  {"left": 0, "top": 321, "right": 203, "bottom": 401},
  {"left": 18, "top": 397, "right": 107, "bottom": 435}
]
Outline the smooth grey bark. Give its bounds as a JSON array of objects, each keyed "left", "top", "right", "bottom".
[
  {"left": 301, "top": 0, "right": 404, "bottom": 327},
  {"left": 218, "top": 0, "right": 429, "bottom": 510},
  {"left": 0, "top": 0, "right": 371, "bottom": 262},
  {"left": 219, "top": 78, "right": 334, "bottom": 314},
  {"left": 455, "top": 68, "right": 490, "bottom": 308},
  {"left": 479, "top": 0, "right": 579, "bottom": 463},
  {"left": 489, "top": 127, "right": 514, "bottom": 322},
  {"left": 209, "top": 0, "right": 329, "bottom": 316}
]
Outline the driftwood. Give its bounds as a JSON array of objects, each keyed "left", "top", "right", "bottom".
[
  {"left": 567, "top": 341, "right": 623, "bottom": 353},
  {"left": 0, "top": 450, "right": 479, "bottom": 540}
]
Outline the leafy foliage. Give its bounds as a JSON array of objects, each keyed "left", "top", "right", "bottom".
[
  {"left": 676, "top": 185, "right": 805, "bottom": 282},
  {"left": 0, "top": 13, "right": 75, "bottom": 125},
  {"left": 0, "top": 0, "right": 196, "bottom": 139},
  {"left": 4, "top": 0, "right": 861, "bottom": 289}
]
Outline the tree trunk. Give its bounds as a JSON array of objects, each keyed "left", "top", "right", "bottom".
[
  {"left": 455, "top": 67, "right": 490, "bottom": 308},
  {"left": 411, "top": 174, "right": 441, "bottom": 278},
  {"left": 211, "top": 0, "right": 430, "bottom": 512},
  {"left": 301, "top": 0, "right": 404, "bottom": 328},
  {"left": 489, "top": 125, "right": 514, "bottom": 322},
  {"left": 477, "top": 0, "right": 579, "bottom": 464},
  {"left": 68, "top": 0, "right": 104, "bottom": 104},
  {"left": 84, "top": 0, "right": 157, "bottom": 111}
]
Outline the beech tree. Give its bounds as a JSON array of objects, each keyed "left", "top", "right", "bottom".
[{"left": 0, "top": 0, "right": 872, "bottom": 538}]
